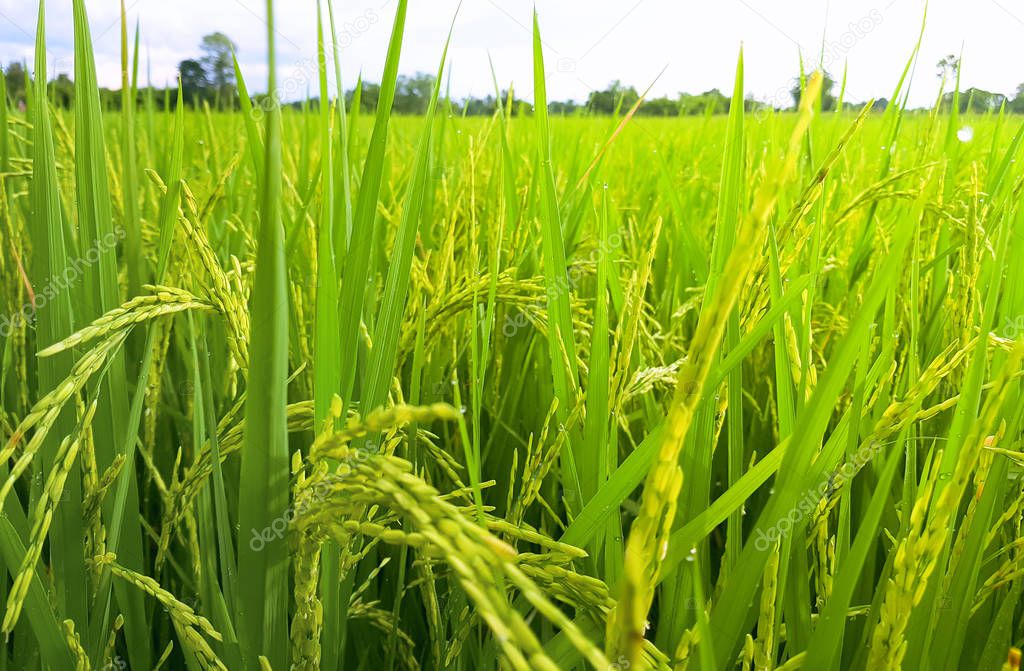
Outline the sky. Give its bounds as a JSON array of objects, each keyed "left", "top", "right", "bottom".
[{"left": 0, "top": 0, "right": 1022, "bottom": 108}]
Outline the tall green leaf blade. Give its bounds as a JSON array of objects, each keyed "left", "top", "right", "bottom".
[
  {"left": 337, "top": 0, "right": 410, "bottom": 411},
  {"left": 313, "top": 9, "right": 344, "bottom": 669},
  {"left": 532, "top": 11, "right": 583, "bottom": 512},
  {"left": 26, "top": 0, "right": 86, "bottom": 645},
  {"left": 120, "top": 0, "right": 142, "bottom": 303},
  {"left": 313, "top": 1, "right": 340, "bottom": 430},
  {"left": 70, "top": 2, "right": 150, "bottom": 665},
  {"left": 236, "top": 1, "right": 290, "bottom": 668},
  {"left": 93, "top": 85, "right": 186, "bottom": 663}
]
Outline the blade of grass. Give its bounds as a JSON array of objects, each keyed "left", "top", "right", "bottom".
[
  {"left": 71, "top": 1, "right": 151, "bottom": 664},
  {"left": 235, "top": 0, "right": 290, "bottom": 667},
  {"left": 312, "top": 5, "right": 347, "bottom": 671},
  {"left": 659, "top": 49, "right": 746, "bottom": 651},
  {"left": 532, "top": 11, "right": 584, "bottom": 514},
  {"left": 92, "top": 84, "right": 186, "bottom": 662},
  {"left": 559, "top": 274, "right": 813, "bottom": 552},
  {"left": 28, "top": 0, "right": 91, "bottom": 646},
  {"left": 584, "top": 191, "right": 620, "bottom": 580},
  {"left": 802, "top": 432, "right": 903, "bottom": 669},
  {"left": 337, "top": 0, "right": 410, "bottom": 412},
  {"left": 120, "top": 0, "right": 142, "bottom": 304},
  {"left": 610, "top": 72, "right": 822, "bottom": 668},
  {"left": 325, "top": 0, "right": 354, "bottom": 259},
  {"left": 699, "top": 196, "right": 920, "bottom": 669}
]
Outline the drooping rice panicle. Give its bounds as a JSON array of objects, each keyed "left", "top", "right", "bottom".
[{"left": 3, "top": 399, "right": 97, "bottom": 635}]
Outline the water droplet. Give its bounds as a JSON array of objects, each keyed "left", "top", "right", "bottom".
[{"left": 957, "top": 126, "right": 974, "bottom": 143}]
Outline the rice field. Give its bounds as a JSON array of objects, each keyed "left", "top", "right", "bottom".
[{"left": 2, "top": 1, "right": 1024, "bottom": 670}]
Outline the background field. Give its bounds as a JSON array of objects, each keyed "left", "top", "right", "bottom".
[{"left": 2, "top": 2, "right": 1024, "bottom": 671}]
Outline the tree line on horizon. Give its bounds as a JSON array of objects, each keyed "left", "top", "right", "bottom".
[{"left": 0, "top": 41, "right": 1014, "bottom": 116}]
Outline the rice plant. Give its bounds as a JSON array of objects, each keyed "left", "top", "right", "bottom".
[{"left": 2, "top": 1, "right": 1024, "bottom": 669}]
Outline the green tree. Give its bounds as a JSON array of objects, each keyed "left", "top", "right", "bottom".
[
  {"left": 637, "top": 96, "right": 679, "bottom": 116},
  {"left": 790, "top": 71, "right": 837, "bottom": 111},
  {"left": 548, "top": 99, "right": 581, "bottom": 115},
  {"left": 941, "top": 87, "right": 1005, "bottom": 114},
  {"left": 586, "top": 80, "right": 639, "bottom": 115},
  {"left": 200, "top": 32, "right": 238, "bottom": 108},
  {"left": 937, "top": 54, "right": 960, "bottom": 85},
  {"left": 179, "top": 59, "right": 210, "bottom": 106},
  {"left": 350, "top": 82, "right": 380, "bottom": 112},
  {"left": 47, "top": 73, "right": 74, "bottom": 108},
  {"left": 1011, "top": 83, "right": 1024, "bottom": 114},
  {"left": 394, "top": 72, "right": 435, "bottom": 114},
  {"left": 4, "top": 63, "right": 26, "bottom": 105}
]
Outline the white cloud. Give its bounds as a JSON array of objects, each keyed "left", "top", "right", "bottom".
[{"left": 0, "top": 0, "right": 1021, "bottom": 107}]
